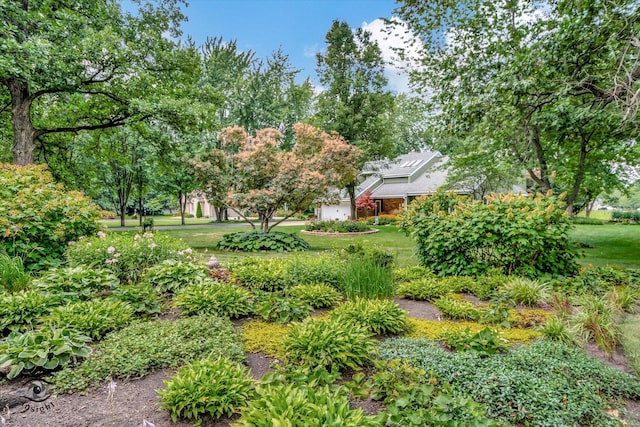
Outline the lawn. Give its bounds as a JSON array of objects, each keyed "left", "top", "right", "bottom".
[
  {"left": 162, "top": 223, "right": 640, "bottom": 270},
  {"left": 101, "top": 216, "right": 224, "bottom": 228}
]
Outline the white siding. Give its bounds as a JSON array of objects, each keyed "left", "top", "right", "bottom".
[{"left": 316, "top": 202, "right": 351, "bottom": 221}]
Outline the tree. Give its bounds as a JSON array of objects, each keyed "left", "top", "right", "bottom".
[
  {"left": 0, "top": 0, "right": 198, "bottom": 165},
  {"left": 396, "top": 0, "right": 640, "bottom": 214},
  {"left": 190, "top": 124, "right": 362, "bottom": 232},
  {"left": 315, "top": 20, "right": 396, "bottom": 219},
  {"left": 356, "top": 189, "right": 376, "bottom": 214}
]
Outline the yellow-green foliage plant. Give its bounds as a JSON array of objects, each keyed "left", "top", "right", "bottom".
[
  {"left": 330, "top": 298, "right": 409, "bottom": 335},
  {"left": 241, "top": 320, "right": 289, "bottom": 357},
  {"left": 406, "top": 318, "right": 541, "bottom": 344},
  {"left": 433, "top": 295, "right": 479, "bottom": 320},
  {"left": 288, "top": 284, "right": 342, "bottom": 309},
  {"left": 397, "top": 277, "right": 451, "bottom": 301},
  {"left": 0, "top": 164, "right": 102, "bottom": 271}
]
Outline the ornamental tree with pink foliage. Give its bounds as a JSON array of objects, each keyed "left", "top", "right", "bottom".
[{"left": 191, "top": 123, "right": 361, "bottom": 232}]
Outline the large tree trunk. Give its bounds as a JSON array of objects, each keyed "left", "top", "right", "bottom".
[
  {"left": 347, "top": 183, "right": 357, "bottom": 220},
  {"left": 8, "top": 79, "right": 36, "bottom": 165},
  {"left": 178, "top": 191, "right": 187, "bottom": 226}
]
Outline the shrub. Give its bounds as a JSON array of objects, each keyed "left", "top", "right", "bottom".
[
  {"left": 254, "top": 292, "right": 313, "bottom": 324},
  {"left": 173, "top": 282, "right": 253, "bottom": 319},
  {"left": 612, "top": 210, "right": 640, "bottom": 222},
  {"left": 44, "top": 299, "right": 134, "bottom": 340},
  {"left": 283, "top": 317, "right": 376, "bottom": 372},
  {"left": 230, "top": 257, "right": 294, "bottom": 291},
  {"left": 500, "top": 277, "right": 550, "bottom": 306},
  {"left": 400, "top": 191, "right": 578, "bottom": 277},
  {"left": 51, "top": 315, "right": 244, "bottom": 393},
  {"left": 235, "top": 382, "right": 379, "bottom": 427},
  {"left": 142, "top": 259, "right": 209, "bottom": 293},
  {"left": 288, "top": 284, "right": 342, "bottom": 308},
  {"left": 433, "top": 295, "right": 479, "bottom": 320},
  {"left": 111, "top": 283, "right": 161, "bottom": 316},
  {"left": 33, "top": 266, "right": 119, "bottom": 300},
  {"left": 340, "top": 257, "right": 395, "bottom": 299},
  {"left": 378, "top": 339, "right": 640, "bottom": 426},
  {"left": 0, "top": 290, "right": 59, "bottom": 334},
  {"left": 330, "top": 299, "right": 409, "bottom": 335},
  {"left": 0, "top": 164, "right": 102, "bottom": 271},
  {"left": 305, "top": 219, "right": 372, "bottom": 233},
  {"left": 0, "top": 253, "right": 32, "bottom": 294},
  {"left": 159, "top": 357, "right": 255, "bottom": 423},
  {"left": 570, "top": 217, "right": 605, "bottom": 225},
  {"left": 217, "top": 230, "right": 311, "bottom": 252},
  {"left": 0, "top": 328, "right": 91, "bottom": 379},
  {"left": 66, "top": 232, "right": 193, "bottom": 284},
  {"left": 195, "top": 201, "right": 203, "bottom": 218}
]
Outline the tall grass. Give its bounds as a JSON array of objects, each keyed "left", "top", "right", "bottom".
[
  {"left": 619, "top": 314, "right": 640, "bottom": 376},
  {"left": 340, "top": 257, "right": 395, "bottom": 299},
  {"left": 0, "top": 253, "right": 32, "bottom": 293}
]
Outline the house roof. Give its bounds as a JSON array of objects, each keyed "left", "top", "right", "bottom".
[{"left": 351, "top": 151, "right": 469, "bottom": 200}]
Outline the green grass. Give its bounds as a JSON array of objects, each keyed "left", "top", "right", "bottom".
[
  {"left": 163, "top": 225, "right": 418, "bottom": 268},
  {"left": 571, "top": 224, "right": 640, "bottom": 269},
  {"left": 576, "top": 210, "right": 613, "bottom": 220},
  {"left": 101, "top": 216, "right": 226, "bottom": 228}
]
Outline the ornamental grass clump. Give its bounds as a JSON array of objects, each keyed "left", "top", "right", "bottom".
[
  {"left": 500, "top": 277, "right": 550, "bottom": 306},
  {"left": 0, "top": 253, "right": 32, "bottom": 294},
  {"left": 340, "top": 257, "right": 395, "bottom": 299},
  {"left": 159, "top": 357, "right": 255, "bottom": 423}
]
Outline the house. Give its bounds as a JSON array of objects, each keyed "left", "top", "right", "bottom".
[{"left": 315, "top": 151, "right": 473, "bottom": 221}]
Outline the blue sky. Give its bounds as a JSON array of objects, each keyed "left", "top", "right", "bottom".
[{"left": 175, "top": 0, "right": 407, "bottom": 90}]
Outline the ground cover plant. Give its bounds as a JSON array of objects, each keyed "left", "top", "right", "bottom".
[
  {"left": 378, "top": 338, "right": 640, "bottom": 426},
  {"left": 51, "top": 315, "right": 244, "bottom": 393}
]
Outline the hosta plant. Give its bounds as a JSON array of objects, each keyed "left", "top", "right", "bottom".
[
  {"left": 217, "top": 230, "right": 311, "bottom": 252},
  {"left": 173, "top": 282, "right": 253, "bottom": 319},
  {"left": 0, "top": 290, "right": 59, "bottom": 333},
  {"left": 397, "top": 278, "right": 451, "bottom": 301},
  {"left": 159, "top": 357, "right": 255, "bottom": 423},
  {"left": 111, "top": 282, "right": 161, "bottom": 316},
  {"left": 143, "top": 259, "right": 209, "bottom": 293},
  {"left": 283, "top": 317, "right": 376, "bottom": 372},
  {"left": 254, "top": 292, "right": 313, "bottom": 324},
  {"left": 287, "top": 284, "right": 342, "bottom": 308},
  {"left": 393, "top": 265, "right": 434, "bottom": 283},
  {"left": 229, "top": 257, "right": 294, "bottom": 291},
  {"left": 0, "top": 328, "right": 91, "bottom": 379},
  {"left": 45, "top": 299, "right": 134, "bottom": 340},
  {"left": 433, "top": 295, "right": 479, "bottom": 320},
  {"left": 330, "top": 298, "right": 409, "bottom": 335},
  {"left": 33, "top": 266, "right": 119, "bottom": 300}
]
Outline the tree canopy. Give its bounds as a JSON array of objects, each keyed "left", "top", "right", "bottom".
[{"left": 396, "top": 0, "right": 640, "bottom": 213}]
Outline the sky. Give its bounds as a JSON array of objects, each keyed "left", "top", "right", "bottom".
[{"left": 172, "top": 0, "right": 413, "bottom": 92}]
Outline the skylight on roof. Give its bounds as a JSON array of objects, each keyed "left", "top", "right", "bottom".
[{"left": 401, "top": 159, "right": 421, "bottom": 168}]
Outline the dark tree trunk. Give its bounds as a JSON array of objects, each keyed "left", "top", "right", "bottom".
[
  {"left": 347, "top": 183, "right": 357, "bottom": 220},
  {"left": 8, "top": 79, "right": 36, "bottom": 166},
  {"left": 178, "top": 191, "right": 187, "bottom": 226}
]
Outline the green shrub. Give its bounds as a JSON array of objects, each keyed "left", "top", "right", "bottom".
[
  {"left": 305, "top": 219, "right": 372, "bottom": 233},
  {"left": 400, "top": 191, "right": 578, "bottom": 277},
  {"left": 45, "top": 299, "right": 134, "bottom": 340},
  {"left": 195, "top": 201, "right": 203, "bottom": 218},
  {"left": 433, "top": 295, "right": 479, "bottom": 320},
  {"left": 230, "top": 257, "right": 294, "bottom": 291},
  {"left": 111, "top": 282, "right": 161, "bottom": 316},
  {"left": 33, "top": 266, "right": 119, "bottom": 300},
  {"left": 612, "top": 210, "right": 640, "bottom": 222},
  {"left": 173, "top": 282, "right": 253, "bottom": 319},
  {"left": 289, "top": 253, "right": 344, "bottom": 287},
  {"left": 500, "top": 277, "right": 550, "bottom": 306},
  {"left": 0, "top": 163, "right": 102, "bottom": 271},
  {"left": 0, "top": 328, "right": 91, "bottom": 380},
  {"left": 0, "top": 253, "right": 32, "bottom": 293},
  {"left": 142, "top": 259, "right": 209, "bottom": 293},
  {"left": 330, "top": 299, "right": 409, "bottom": 335},
  {"left": 340, "top": 257, "right": 395, "bottom": 299},
  {"left": 254, "top": 292, "right": 313, "bottom": 324},
  {"left": 477, "top": 304, "right": 512, "bottom": 328},
  {"left": 288, "top": 284, "right": 342, "bottom": 308},
  {"left": 343, "top": 242, "right": 395, "bottom": 269},
  {"left": 159, "top": 357, "right": 255, "bottom": 423},
  {"left": 570, "top": 217, "right": 605, "bottom": 225},
  {"left": 217, "top": 230, "right": 311, "bottom": 252},
  {"left": 51, "top": 315, "right": 244, "bottom": 393},
  {"left": 66, "top": 232, "right": 193, "bottom": 284},
  {"left": 440, "top": 327, "right": 508, "bottom": 357},
  {"left": 283, "top": 317, "right": 376, "bottom": 372},
  {"left": 397, "top": 277, "right": 451, "bottom": 301},
  {"left": 235, "top": 382, "right": 379, "bottom": 427},
  {"left": 378, "top": 339, "right": 640, "bottom": 426},
  {"left": 0, "top": 290, "right": 59, "bottom": 334},
  {"left": 393, "top": 265, "right": 435, "bottom": 283}
]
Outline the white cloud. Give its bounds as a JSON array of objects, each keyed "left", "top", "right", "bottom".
[
  {"left": 303, "top": 44, "right": 320, "bottom": 58},
  {"left": 360, "top": 18, "right": 423, "bottom": 94}
]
